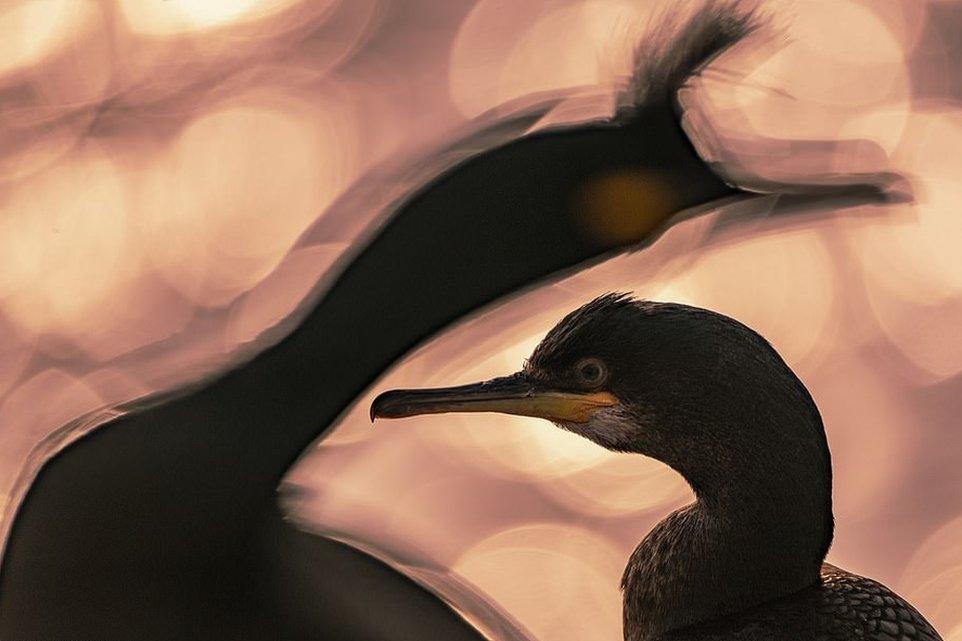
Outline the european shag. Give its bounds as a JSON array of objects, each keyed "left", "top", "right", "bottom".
[
  {"left": 0, "top": 3, "right": 902, "bottom": 640},
  {"left": 371, "top": 294, "right": 943, "bottom": 641}
]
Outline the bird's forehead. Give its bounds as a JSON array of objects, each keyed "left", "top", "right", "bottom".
[
  {"left": 525, "top": 293, "right": 642, "bottom": 370},
  {"left": 526, "top": 323, "right": 592, "bottom": 371}
]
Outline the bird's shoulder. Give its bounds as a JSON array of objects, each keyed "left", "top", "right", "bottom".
[
  {"left": 661, "top": 563, "right": 942, "bottom": 641},
  {"left": 814, "top": 563, "right": 942, "bottom": 641}
]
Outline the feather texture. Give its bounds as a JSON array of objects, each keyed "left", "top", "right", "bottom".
[
  {"left": 620, "top": 0, "right": 760, "bottom": 113},
  {"left": 665, "top": 564, "right": 942, "bottom": 641}
]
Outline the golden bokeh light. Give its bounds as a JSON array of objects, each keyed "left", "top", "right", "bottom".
[
  {"left": 449, "top": 0, "right": 645, "bottom": 118},
  {"left": 116, "top": 0, "right": 312, "bottom": 36},
  {"left": 141, "top": 95, "right": 357, "bottom": 307},
  {"left": 496, "top": 3, "right": 619, "bottom": 106},
  {"left": 428, "top": 333, "right": 621, "bottom": 480},
  {"left": 543, "top": 452, "right": 690, "bottom": 518},
  {"left": 0, "top": 149, "right": 133, "bottom": 341},
  {"left": 901, "top": 517, "right": 962, "bottom": 636},
  {"left": 0, "top": 314, "right": 32, "bottom": 400},
  {"left": 436, "top": 412, "right": 619, "bottom": 480},
  {"left": 862, "top": 115, "right": 962, "bottom": 299},
  {"left": 448, "top": 0, "right": 549, "bottom": 117},
  {"left": 811, "top": 358, "right": 913, "bottom": 519},
  {"left": 694, "top": 0, "right": 911, "bottom": 155},
  {"left": 581, "top": 0, "right": 653, "bottom": 59},
  {"left": 226, "top": 243, "right": 346, "bottom": 347},
  {"left": 0, "top": 0, "right": 960, "bottom": 638},
  {"left": 28, "top": 8, "right": 112, "bottom": 111},
  {"left": 855, "top": 112, "right": 962, "bottom": 381},
  {"left": 0, "top": 1, "right": 95, "bottom": 76},
  {"left": 617, "top": 227, "right": 836, "bottom": 371},
  {"left": 454, "top": 525, "right": 623, "bottom": 641}
]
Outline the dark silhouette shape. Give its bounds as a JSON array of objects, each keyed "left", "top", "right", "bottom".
[
  {"left": 0, "top": 3, "right": 901, "bottom": 640},
  {"left": 372, "top": 293, "right": 944, "bottom": 641}
]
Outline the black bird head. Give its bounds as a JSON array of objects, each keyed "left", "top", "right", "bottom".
[
  {"left": 372, "top": 293, "right": 832, "bottom": 521},
  {"left": 372, "top": 293, "right": 837, "bottom": 638}
]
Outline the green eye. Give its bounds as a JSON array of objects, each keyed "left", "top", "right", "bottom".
[{"left": 576, "top": 358, "right": 607, "bottom": 387}]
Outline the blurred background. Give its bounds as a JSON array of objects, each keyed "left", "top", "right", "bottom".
[{"left": 0, "top": 0, "right": 960, "bottom": 639}]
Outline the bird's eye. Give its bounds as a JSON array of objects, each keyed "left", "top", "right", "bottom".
[{"left": 576, "top": 358, "right": 607, "bottom": 387}]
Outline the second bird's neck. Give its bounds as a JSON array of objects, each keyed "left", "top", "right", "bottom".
[{"left": 621, "top": 453, "right": 832, "bottom": 641}]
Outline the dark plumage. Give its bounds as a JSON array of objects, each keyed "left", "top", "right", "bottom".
[
  {"left": 2, "top": 4, "right": 755, "bottom": 639},
  {"left": 667, "top": 564, "right": 942, "bottom": 641},
  {"left": 0, "top": 3, "right": 903, "bottom": 640},
  {"left": 372, "top": 294, "right": 943, "bottom": 641}
]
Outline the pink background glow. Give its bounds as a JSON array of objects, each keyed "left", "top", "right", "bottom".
[{"left": 0, "top": 1, "right": 959, "bottom": 639}]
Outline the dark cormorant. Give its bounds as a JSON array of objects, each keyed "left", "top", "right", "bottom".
[
  {"left": 0, "top": 3, "right": 903, "bottom": 640},
  {"left": 371, "top": 294, "right": 944, "bottom": 641}
]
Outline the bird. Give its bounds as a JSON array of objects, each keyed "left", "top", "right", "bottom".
[
  {"left": 371, "top": 293, "right": 944, "bottom": 641},
  {"left": 0, "top": 3, "right": 902, "bottom": 640}
]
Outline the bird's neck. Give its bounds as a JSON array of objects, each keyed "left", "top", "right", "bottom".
[{"left": 621, "top": 447, "right": 832, "bottom": 641}]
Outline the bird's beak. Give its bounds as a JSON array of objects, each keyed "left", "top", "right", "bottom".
[{"left": 370, "top": 373, "right": 618, "bottom": 424}]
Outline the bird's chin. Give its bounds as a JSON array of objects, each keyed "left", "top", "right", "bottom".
[{"left": 554, "top": 405, "right": 636, "bottom": 452}]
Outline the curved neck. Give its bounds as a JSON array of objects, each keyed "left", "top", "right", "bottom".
[{"left": 622, "top": 423, "right": 833, "bottom": 640}]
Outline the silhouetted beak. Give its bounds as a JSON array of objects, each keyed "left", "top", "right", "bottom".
[{"left": 370, "top": 372, "right": 617, "bottom": 424}]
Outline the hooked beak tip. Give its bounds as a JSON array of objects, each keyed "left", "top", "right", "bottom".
[{"left": 370, "top": 389, "right": 401, "bottom": 422}]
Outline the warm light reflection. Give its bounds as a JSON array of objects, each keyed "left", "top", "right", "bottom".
[
  {"left": 116, "top": 0, "right": 311, "bottom": 36},
  {"left": 546, "top": 453, "right": 689, "bottom": 518},
  {"left": 902, "top": 518, "right": 962, "bottom": 636},
  {"left": 0, "top": 0, "right": 960, "bottom": 639},
  {"left": 810, "top": 358, "right": 913, "bottom": 518},
  {"left": 226, "top": 244, "right": 346, "bottom": 347},
  {"left": 449, "top": 0, "right": 549, "bottom": 118},
  {"left": 431, "top": 334, "right": 619, "bottom": 480},
  {"left": 449, "top": 0, "right": 643, "bottom": 117},
  {"left": 694, "top": 0, "right": 912, "bottom": 162},
  {"left": 142, "top": 97, "right": 356, "bottom": 306},
  {"left": 645, "top": 228, "right": 835, "bottom": 368},
  {"left": 0, "top": 315, "right": 32, "bottom": 400},
  {"left": 454, "top": 525, "right": 623, "bottom": 641},
  {"left": 496, "top": 3, "right": 623, "bottom": 107},
  {"left": 853, "top": 113, "right": 962, "bottom": 381},
  {"left": 286, "top": 205, "right": 955, "bottom": 639},
  {"left": 0, "top": 150, "right": 132, "bottom": 339},
  {"left": 0, "top": 370, "right": 102, "bottom": 500},
  {"left": 0, "top": 1, "right": 95, "bottom": 77}
]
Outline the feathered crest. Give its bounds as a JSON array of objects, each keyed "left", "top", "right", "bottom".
[
  {"left": 527, "top": 292, "right": 638, "bottom": 369},
  {"left": 621, "top": 0, "right": 761, "bottom": 112}
]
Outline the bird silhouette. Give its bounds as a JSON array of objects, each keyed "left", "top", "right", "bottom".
[
  {"left": 0, "top": 3, "right": 904, "bottom": 640},
  {"left": 371, "top": 293, "right": 944, "bottom": 641}
]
